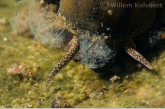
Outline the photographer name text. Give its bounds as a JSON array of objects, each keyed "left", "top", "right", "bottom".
[{"left": 107, "top": 2, "right": 163, "bottom": 8}]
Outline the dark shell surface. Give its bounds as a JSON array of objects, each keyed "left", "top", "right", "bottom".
[{"left": 42, "top": 0, "right": 165, "bottom": 39}]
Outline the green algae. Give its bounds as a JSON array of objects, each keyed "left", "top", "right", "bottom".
[{"left": 0, "top": 0, "right": 165, "bottom": 108}]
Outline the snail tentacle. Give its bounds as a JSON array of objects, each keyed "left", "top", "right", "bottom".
[
  {"left": 123, "top": 40, "right": 153, "bottom": 70},
  {"left": 45, "top": 36, "right": 79, "bottom": 88}
]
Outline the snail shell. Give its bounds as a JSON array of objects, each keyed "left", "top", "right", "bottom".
[
  {"left": 58, "top": 0, "right": 156, "bottom": 43},
  {"left": 58, "top": 0, "right": 101, "bottom": 32},
  {"left": 100, "top": 0, "right": 156, "bottom": 42}
]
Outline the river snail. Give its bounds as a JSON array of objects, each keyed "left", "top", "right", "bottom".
[{"left": 29, "top": 0, "right": 165, "bottom": 87}]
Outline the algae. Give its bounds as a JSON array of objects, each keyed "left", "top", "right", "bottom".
[{"left": 0, "top": 0, "right": 165, "bottom": 108}]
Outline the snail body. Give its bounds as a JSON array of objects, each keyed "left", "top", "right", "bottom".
[{"left": 30, "top": 0, "right": 165, "bottom": 87}]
